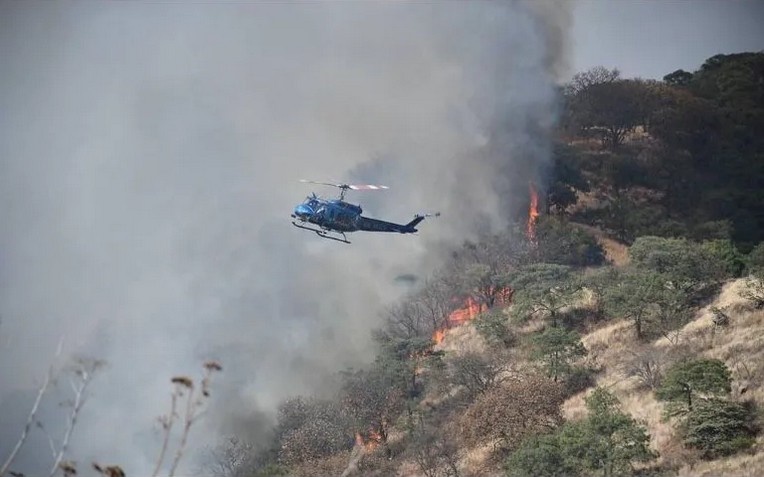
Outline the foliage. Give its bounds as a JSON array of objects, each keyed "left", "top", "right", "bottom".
[
  {"left": 533, "top": 217, "right": 606, "bottom": 267},
  {"left": 411, "top": 422, "right": 462, "bottom": 477},
  {"left": 473, "top": 309, "right": 515, "bottom": 348},
  {"left": 504, "top": 432, "right": 578, "bottom": 477},
  {"left": 530, "top": 327, "right": 587, "bottom": 383},
  {"left": 601, "top": 268, "right": 667, "bottom": 339},
  {"left": 445, "top": 232, "right": 526, "bottom": 309},
  {"left": 339, "top": 364, "right": 406, "bottom": 451},
  {"left": 508, "top": 264, "right": 580, "bottom": 326},
  {"left": 655, "top": 359, "right": 732, "bottom": 416},
  {"left": 275, "top": 397, "right": 352, "bottom": 466},
  {"left": 681, "top": 398, "right": 758, "bottom": 459},
  {"left": 701, "top": 239, "right": 746, "bottom": 277},
  {"left": 746, "top": 242, "right": 764, "bottom": 276},
  {"left": 505, "top": 388, "right": 657, "bottom": 477},
  {"left": 445, "top": 351, "right": 509, "bottom": 399},
  {"left": 544, "top": 143, "right": 590, "bottom": 213},
  {"left": 461, "top": 377, "right": 565, "bottom": 451},
  {"left": 567, "top": 388, "right": 657, "bottom": 476},
  {"left": 629, "top": 236, "right": 730, "bottom": 293},
  {"left": 563, "top": 366, "right": 597, "bottom": 396}
]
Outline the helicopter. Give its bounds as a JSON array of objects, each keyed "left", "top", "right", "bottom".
[{"left": 291, "top": 180, "right": 439, "bottom": 244}]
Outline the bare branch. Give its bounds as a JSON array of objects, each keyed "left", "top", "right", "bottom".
[
  {"left": 151, "top": 387, "right": 180, "bottom": 477},
  {"left": 48, "top": 359, "right": 103, "bottom": 477},
  {"left": 0, "top": 337, "right": 64, "bottom": 477}
]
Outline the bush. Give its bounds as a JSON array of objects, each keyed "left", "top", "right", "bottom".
[
  {"left": 702, "top": 239, "right": 746, "bottom": 277},
  {"left": 682, "top": 399, "right": 757, "bottom": 459},
  {"left": 504, "top": 388, "right": 657, "bottom": 477},
  {"left": 746, "top": 242, "right": 764, "bottom": 276},
  {"left": 655, "top": 358, "right": 731, "bottom": 416},
  {"left": 534, "top": 217, "right": 606, "bottom": 267},
  {"left": 473, "top": 309, "right": 515, "bottom": 347},
  {"left": 461, "top": 376, "right": 565, "bottom": 451},
  {"left": 564, "top": 366, "right": 597, "bottom": 395}
]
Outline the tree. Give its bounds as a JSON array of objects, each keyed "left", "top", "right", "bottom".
[
  {"left": 504, "top": 432, "right": 578, "bottom": 477},
  {"left": 411, "top": 422, "right": 461, "bottom": 477},
  {"left": 531, "top": 327, "right": 587, "bottom": 383},
  {"left": 508, "top": 264, "right": 580, "bottom": 326},
  {"left": 504, "top": 388, "right": 657, "bottom": 477},
  {"left": 473, "top": 309, "right": 515, "bottom": 348},
  {"left": 339, "top": 364, "right": 406, "bottom": 455},
  {"left": 445, "top": 351, "right": 508, "bottom": 399},
  {"left": 701, "top": 239, "right": 745, "bottom": 277},
  {"left": 444, "top": 232, "right": 525, "bottom": 309},
  {"left": 602, "top": 268, "right": 669, "bottom": 339},
  {"left": 574, "top": 79, "right": 654, "bottom": 149},
  {"left": 544, "top": 143, "right": 590, "bottom": 214},
  {"left": 533, "top": 218, "right": 606, "bottom": 267},
  {"left": 682, "top": 398, "right": 757, "bottom": 459},
  {"left": 561, "top": 388, "right": 657, "bottom": 476},
  {"left": 655, "top": 359, "right": 731, "bottom": 415},
  {"left": 274, "top": 397, "right": 353, "bottom": 466},
  {"left": 628, "top": 236, "right": 729, "bottom": 298},
  {"left": 663, "top": 69, "right": 693, "bottom": 87},
  {"left": 461, "top": 377, "right": 565, "bottom": 451}
]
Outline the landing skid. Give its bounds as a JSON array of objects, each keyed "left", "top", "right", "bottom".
[{"left": 292, "top": 222, "right": 351, "bottom": 244}]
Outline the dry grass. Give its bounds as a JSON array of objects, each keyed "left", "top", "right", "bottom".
[
  {"left": 563, "top": 279, "right": 764, "bottom": 474},
  {"left": 411, "top": 276, "right": 764, "bottom": 477},
  {"left": 434, "top": 321, "right": 488, "bottom": 356}
]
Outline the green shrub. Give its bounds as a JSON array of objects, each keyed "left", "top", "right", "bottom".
[
  {"left": 701, "top": 239, "right": 745, "bottom": 277},
  {"left": 535, "top": 217, "right": 606, "bottom": 267},
  {"left": 655, "top": 358, "right": 731, "bottom": 417},
  {"left": 473, "top": 309, "right": 515, "bottom": 347},
  {"left": 682, "top": 398, "right": 757, "bottom": 459}
]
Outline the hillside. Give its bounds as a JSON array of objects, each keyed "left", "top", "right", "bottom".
[{"left": 194, "top": 52, "right": 764, "bottom": 477}]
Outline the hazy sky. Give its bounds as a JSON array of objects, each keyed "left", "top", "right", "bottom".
[{"left": 571, "top": 0, "right": 764, "bottom": 79}]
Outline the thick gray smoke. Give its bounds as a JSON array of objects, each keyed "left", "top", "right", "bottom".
[{"left": 0, "top": 1, "right": 570, "bottom": 474}]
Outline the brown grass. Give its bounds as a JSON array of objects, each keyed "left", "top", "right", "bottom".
[
  {"left": 410, "top": 276, "right": 764, "bottom": 477},
  {"left": 564, "top": 279, "right": 764, "bottom": 474}
]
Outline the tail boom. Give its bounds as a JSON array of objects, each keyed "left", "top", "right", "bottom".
[{"left": 357, "top": 212, "right": 440, "bottom": 234}]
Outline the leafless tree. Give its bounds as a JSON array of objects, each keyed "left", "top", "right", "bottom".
[
  {"left": 623, "top": 346, "right": 664, "bottom": 390},
  {"left": 412, "top": 421, "right": 461, "bottom": 477},
  {"left": 39, "top": 357, "right": 107, "bottom": 477},
  {"left": 0, "top": 338, "right": 64, "bottom": 477},
  {"left": 152, "top": 361, "right": 223, "bottom": 477},
  {"left": 446, "top": 352, "right": 509, "bottom": 399}
]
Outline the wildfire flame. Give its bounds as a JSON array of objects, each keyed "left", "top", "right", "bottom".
[
  {"left": 527, "top": 181, "right": 539, "bottom": 244},
  {"left": 355, "top": 430, "right": 381, "bottom": 452},
  {"left": 431, "top": 289, "right": 512, "bottom": 345}
]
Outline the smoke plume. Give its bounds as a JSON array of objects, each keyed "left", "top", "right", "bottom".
[{"left": 0, "top": 1, "right": 570, "bottom": 473}]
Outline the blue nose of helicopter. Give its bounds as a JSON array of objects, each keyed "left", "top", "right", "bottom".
[{"left": 293, "top": 204, "right": 313, "bottom": 219}]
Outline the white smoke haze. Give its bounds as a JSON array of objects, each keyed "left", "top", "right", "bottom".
[{"left": 0, "top": 1, "right": 570, "bottom": 474}]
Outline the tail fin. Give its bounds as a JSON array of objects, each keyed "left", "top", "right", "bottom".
[{"left": 405, "top": 212, "right": 440, "bottom": 232}]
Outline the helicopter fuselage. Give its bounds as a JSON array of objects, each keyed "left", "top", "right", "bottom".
[
  {"left": 291, "top": 195, "right": 430, "bottom": 238},
  {"left": 292, "top": 197, "right": 362, "bottom": 232}
]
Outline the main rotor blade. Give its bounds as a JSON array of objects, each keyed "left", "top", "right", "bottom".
[
  {"left": 348, "top": 184, "right": 389, "bottom": 190},
  {"left": 298, "top": 180, "right": 389, "bottom": 190}
]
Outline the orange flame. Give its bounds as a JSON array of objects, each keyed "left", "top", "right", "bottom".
[
  {"left": 431, "top": 289, "right": 513, "bottom": 345},
  {"left": 527, "top": 181, "right": 539, "bottom": 244},
  {"left": 355, "top": 430, "right": 381, "bottom": 452}
]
